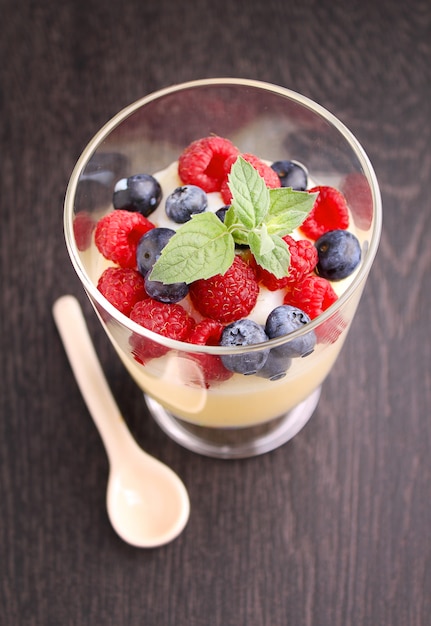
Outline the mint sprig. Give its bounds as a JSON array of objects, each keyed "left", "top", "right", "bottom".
[{"left": 149, "top": 156, "right": 316, "bottom": 284}]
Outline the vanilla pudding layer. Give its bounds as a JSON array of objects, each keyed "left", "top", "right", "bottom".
[{"left": 111, "top": 327, "right": 349, "bottom": 427}]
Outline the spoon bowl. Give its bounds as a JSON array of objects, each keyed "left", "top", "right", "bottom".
[
  {"left": 106, "top": 441, "right": 190, "bottom": 548},
  {"left": 53, "top": 295, "right": 190, "bottom": 548}
]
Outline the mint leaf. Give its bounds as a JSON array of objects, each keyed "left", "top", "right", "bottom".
[
  {"left": 264, "top": 187, "right": 317, "bottom": 236},
  {"left": 223, "top": 205, "right": 249, "bottom": 245},
  {"left": 149, "top": 213, "right": 235, "bottom": 284},
  {"left": 228, "top": 156, "right": 269, "bottom": 229},
  {"left": 248, "top": 223, "right": 275, "bottom": 257},
  {"left": 251, "top": 233, "right": 291, "bottom": 279}
]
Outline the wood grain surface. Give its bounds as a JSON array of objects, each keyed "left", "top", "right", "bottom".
[{"left": 1, "top": 0, "right": 430, "bottom": 624}]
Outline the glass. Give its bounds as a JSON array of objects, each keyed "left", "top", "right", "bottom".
[{"left": 64, "top": 78, "right": 382, "bottom": 459}]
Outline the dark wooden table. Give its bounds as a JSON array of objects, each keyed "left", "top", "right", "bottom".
[{"left": 1, "top": 0, "right": 430, "bottom": 624}]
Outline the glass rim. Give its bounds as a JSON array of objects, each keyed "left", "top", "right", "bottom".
[{"left": 64, "top": 77, "right": 382, "bottom": 355}]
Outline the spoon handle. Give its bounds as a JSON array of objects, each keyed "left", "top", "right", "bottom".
[{"left": 53, "top": 295, "right": 136, "bottom": 462}]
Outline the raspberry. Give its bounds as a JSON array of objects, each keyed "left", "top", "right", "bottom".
[
  {"left": 188, "top": 318, "right": 225, "bottom": 346},
  {"left": 220, "top": 152, "right": 281, "bottom": 204},
  {"left": 187, "top": 319, "right": 233, "bottom": 386},
  {"left": 253, "top": 235, "right": 318, "bottom": 291},
  {"left": 189, "top": 256, "right": 259, "bottom": 323},
  {"left": 299, "top": 186, "right": 349, "bottom": 240},
  {"left": 283, "top": 274, "right": 338, "bottom": 319},
  {"left": 340, "top": 172, "right": 373, "bottom": 230},
  {"left": 97, "top": 267, "right": 148, "bottom": 316},
  {"left": 95, "top": 210, "right": 155, "bottom": 269},
  {"left": 73, "top": 210, "right": 95, "bottom": 251},
  {"left": 316, "top": 312, "right": 348, "bottom": 345},
  {"left": 129, "top": 299, "right": 195, "bottom": 361},
  {"left": 178, "top": 136, "right": 239, "bottom": 193}
]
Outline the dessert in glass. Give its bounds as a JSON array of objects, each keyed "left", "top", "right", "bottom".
[{"left": 64, "top": 78, "right": 382, "bottom": 459}]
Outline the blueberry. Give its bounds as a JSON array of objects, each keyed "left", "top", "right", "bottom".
[
  {"left": 215, "top": 206, "right": 230, "bottom": 222},
  {"left": 76, "top": 152, "right": 130, "bottom": 210},
  {"left": 215, "top": 205, "right": 248, "bottom": 249},
  {"left": 165, "top": 185, "right": 208, "bottom": 223},
  {"left": 271, "top": 160, "right": 308, "bottom": 190},
  {"left": 136, "top": 227, "right": 175, "bottom": 276},
  {"left": 220, "top": 319, "right": 269, "bottom": 375},
  {"left": 256, "top": 350, "right": 292, "bottom": 381},
  {"left": 265, "top": 305, "right": 316, "bottom": 358},
  {"left": 144, "top": 274, "right": 189, "bottom": 304},
  {"left": 113, "top": 173, "right": 162, "bottom": 217},
  {"left": 84, "top": 152, "right": 129, "bottom": 181},
  {"left": 315, "top": 229, "right": 361, "bottom": 280}
]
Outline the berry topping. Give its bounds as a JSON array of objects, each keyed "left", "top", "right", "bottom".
[
  {"left": 271, "top": 160, "right": 308, "bottom": 190},
  {"left": 188, "top": 318, "right": 225, "bottom": 346},
  {"left": 340, "top": 172, "right": 373, "bottom": 230},
  {"left": 73, "top": 211, "right": 95, "bottom": 251},
  {"left": 284, "top": 275, "right": 338, "bottom": 319},
  {"left": 130, "top": 298, "right": 195, "bottom": 338},
  {"left": 136, "top": 227, "right": 175, "bottom": 276},
  {"left": 144, "top": 274, "right": 189, "bottom": 304},
  {"left": 81, "top": 151, "right": 129, "bottom": 185},
  {"left": 256, "top": 350, "right": 292, "bottom": 381},
  {"left": 315, "top": 229, "right": 361, "bottom": 280},
  {"left": 215, "top": 205, "right": 231, "bottom": 222},
  {"left": 220, "top": 319, "right": 269, "bottom": 375},
  {"left": 189, "top": 256, "right": 259, "bottom": 323},
  {"left": 316, "top": 312, "right": 348, "bottom": 345},
  {"left": 265, "top": 305, "right": 316, "bottom": 358},
  {"left": 165, "top": 185, "right": 208, "bottom": 223},
  {"left": 187, "top": 319, "right": 233, "bottom": 386},
  {"left": 113, "top": 174, "right": 162, "bottom": 217},
  {"left": 95, "top": 210, "right": 154, "bottom": 269},
  {"left": 300, "top": 186, "right": 349, "bottom": 240},
  {"left": 78, "top": 152, "right": 129, "bottom": 207},
  {"left": 91, "top": 137, "right": 359, "bottom": 373},
  {"left": 178, "top": 136, "right": 240, "bottom": 192},
  {"left": 220, "top": 152, "right": 281, "bottom": 204},
  {"left": 97, "top": 267, "right": 148, "bottom": 316},
  {"left": 129, "top": 298, "right": 195, "bottom": 361},
  {"left": 253, "top": 234, "right": 318, "bottom": 291},
  {"left": 285, "top": 237, "right": 319, "bottom": 283}
]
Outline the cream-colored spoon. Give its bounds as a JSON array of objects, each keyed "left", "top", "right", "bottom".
[{"left": 53, "top": 295, "right": 190, "bottom": 548}]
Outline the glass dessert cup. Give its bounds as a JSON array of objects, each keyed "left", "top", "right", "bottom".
[{"left": 64, "top": 78, "right": 382, "bottom": 459}]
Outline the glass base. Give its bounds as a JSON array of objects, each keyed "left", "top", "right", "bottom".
[{"left": 144, "top": 386, "right": 321, "bottom": 459}]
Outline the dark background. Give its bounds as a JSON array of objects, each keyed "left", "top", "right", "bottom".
[{"left": 1, "top": 1, "right": 430, "bottom": 624}]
